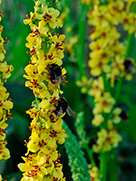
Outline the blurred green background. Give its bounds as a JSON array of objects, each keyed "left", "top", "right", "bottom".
[{"left": 0, "top": 0, "right": 136, "bottom": 180}]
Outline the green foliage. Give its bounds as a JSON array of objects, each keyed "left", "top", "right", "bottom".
[
  {"left": 75, "top": 112, "right": 89, "bottom": 147},
  {"left": 0, "top": 0, "right": 136, "bottom": 180},
  {"left": 63, "top": 121, "right": 90, "bottom": 181}
]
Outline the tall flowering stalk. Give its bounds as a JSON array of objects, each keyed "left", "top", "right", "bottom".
[
  {"left": 77, "top": 0, "right": 136, "bottom": 180},
  {"left": 18, "top": 0, "right": 68, "bottom": 180},
  {"left": 0, "top": 0, "right": 13, "bottom": 162},
  {"left": 87, "top": 0, "right": 135, "bottom": 147}
]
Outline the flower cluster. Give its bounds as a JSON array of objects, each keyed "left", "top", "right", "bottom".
[
  {"left": 81, "top": 0, "right": 92, "bottom": 5},
  {"left": 18, "top": 1, "right": 68, "bottom": 180},
  {"left": 93, "top": 128, "right": 122, "bottom": 153},
  {"left": 88, "top": 164, "right": 101, "bottom": 181},
  {"left": 0, "top": 0, "right": 13, "bottom": 161},
  {"left": 56, "top": 1, "right": 78, "bottom": 61},
  {"left": 88, "top": 0, "right": 135, "bottom": 84},
  {"left": 86, "top": 0, "right": 136, "bottom": 153},
  {"left": 65, "top": 36, "right": 78, "bottom": 59},
  {"left": 76, "top": 76, "right": 92, "bottom": 94},
  {"left": 77, "top": 0, "right": 136, "bottom": 154},
  {"left": 121, "top": 0, "right": 136, "bottom": 37},
  {"left": 86, "top": 0, "right": 135, "bottom": 153}
]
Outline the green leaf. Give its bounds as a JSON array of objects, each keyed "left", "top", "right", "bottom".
[
  {"left": 63, "top": 121, "right": 90, "bottom": 181},
  {"left": 75, "top": 112, "right": 89, "bottom": 147}
]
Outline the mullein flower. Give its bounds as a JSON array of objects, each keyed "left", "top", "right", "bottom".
[
  {"left": 83, "top": 0, "right": 136, "bottom": 154},
  {"left": 65, "top": 36, "right": 78, "bottom": 58},
  {"left": 18, "top": 0, "right": 68, "bottom": 180},
  {"left": 0, "top": 0, "right": 13, "bottom": 162},
  {"left": 88, "top": 164, "right": 101, "bottom": 181},
  {"left": 87, "top": 0, "right": 136, "bottom": 84},
  {"left": 81, "top": 0, "right": 92, "bottom": 5},
  {"left": 56, "top": 1, "right": 78, "bottom": 62},
  {"left": 91, "top": 91, "right": 115, "bottom": 127},
  {"left": 92, "top": 114, "right": 104, "bottom": 126},
  {"left": 121, "top": 1, "right": 136, "bottom": 37},
  {"left": 76, "top": 76, "right": 92, "bottom": 94},
  {"left": 93, "top": 92, "right": 115, "bottom": 114},
  {"left": 88, "top": 76, "right": 104, "bottom": 98},
  {"left": 93, "top": 128, "right": 122, "bottom": 153},
  {"left": 84, "top": 0, "right": 136, "bottom": 157}
]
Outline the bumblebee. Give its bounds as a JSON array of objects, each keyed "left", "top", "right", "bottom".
[
  {"left": 119, "top": 110, "right": 128, "bottom": 122},
  {"left": 54, "top": 97, "right": 77, "bottom": 118},
  {"left": 123, "top": 59, "right": 134, "bottom": 73},
  {"left": 47, "top": 63, "right": 66, "bottom": 84}
]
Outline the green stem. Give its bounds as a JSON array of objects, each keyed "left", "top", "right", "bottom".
[
  {"left": 77, "top": 2, "right": 88, "bottom": 77},
  {"left": 125, "top": 33, "right": 133, "bottom": 58},
  {"left": 89, "top": 96, "right": 95, "bottom": 108},
  {"left": 109, "top": 149, "right": 118, "bottom": 181},
  {"left": 85, "top": 143, "right": 96, "bottom": 166},
  {"left": 100, "top": 152, "right": 108, "bottom": 181},
  {"left": 101, "top": 113, "right": 108, "bottom": 129},
  {"left": 102, "top": 71, "right": 112, "bottom": 94},
  {"left": 100, "top": 74, "right": 109, "bottom": 180},
  {"left": 114, "top": 76, "right": 123, "bottom": 102},
  {"left": 102, "top": 72, "right": 108, "bottom": 92}
]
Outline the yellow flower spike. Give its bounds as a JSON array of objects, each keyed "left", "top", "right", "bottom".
[
  {"left": 87, "top": 1, "right": 135, "bottom": 173},
  {"left": 0, "top": 0, "right": 13, "bottom": 162},
  {"left": 19, "top": 0, "right": 67, "bottom": 180}
]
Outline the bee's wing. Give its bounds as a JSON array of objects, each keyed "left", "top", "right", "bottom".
[{"left": 67, "top": 106, "right": 77, "bottom": 118}]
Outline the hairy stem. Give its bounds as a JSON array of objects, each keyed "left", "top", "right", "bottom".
[
  {"left": 85, "top": 144, "right": 96, "bottom": 166},
  {"left": 109, "top": 149, "right": 118, "bottom": 181},
  {"left": 100, "top": 152, "right": 108, "bottom": 181}
]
